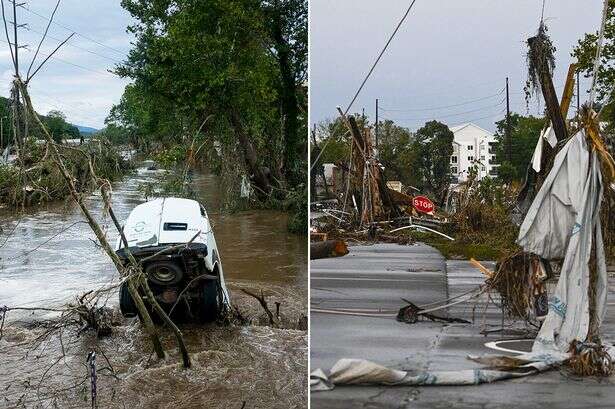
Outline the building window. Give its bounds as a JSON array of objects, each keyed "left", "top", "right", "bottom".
[
  {"left": 481, "top": 166, "right": 486, "bottom": 171},
  {"left": 467, "top": 145, "right": 474, "bottom": 150},
  {"left": 480, "top": 155, "right": 485, "bottom": 161},
  {"left": 451, "top": 166, "right": 458, "bottom": 174},
  {"left": 468, "top": 156, "right": 474, "bottom": 162},
  {"left": 451, "top": 155, "right": 457, "bottom": 164}
]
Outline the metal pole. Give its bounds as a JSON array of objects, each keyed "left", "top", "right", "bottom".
[
  {"left": 576, "top": 70, "right": 580, "bottom": 111},
  {"left": 375, "top": 98, "right": 379, "bottom": 149},
  {"left": 505, "top": 77, "right": 511, "bottom": 163}
]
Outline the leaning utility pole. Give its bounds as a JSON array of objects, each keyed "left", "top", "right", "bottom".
[
  {"left": 505, "top": 77, "right": 511, "bottom": 163},
  {"left": 375, "top": 98, "right": 379, "bottom": 149},
  {"left": 7, "top": 0, "right": 23, "bottom": 154}
]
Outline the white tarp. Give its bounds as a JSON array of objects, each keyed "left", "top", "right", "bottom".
[
  {"left": 531, "top": 125, "right": 559, "bottom": 173},
  {"left": 519, "top": 130, "right": 607, "bottom": 354},
  {"left": 311, "top": 130, "right": 611, "bottom": 391}
]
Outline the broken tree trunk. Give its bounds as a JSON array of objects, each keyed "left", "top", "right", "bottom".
[
  {"left": 528, "top": 36, "right": 568, "bottom": 144},
  {"left": 229, "top": 108, "right": 274, "bottom": 195},
  {"left": 17, "top": 81, "right": 168, "bottom": 361},
  {"left": 517, "top": 54, "right": 573, "bottom": 216},
  {"left": 310, "top": 240, "right": 349, "bottom": 260}
]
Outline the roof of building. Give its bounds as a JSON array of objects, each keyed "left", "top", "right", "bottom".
[{"left": 449, "top": 122, "right": 493, "bottom": 136}]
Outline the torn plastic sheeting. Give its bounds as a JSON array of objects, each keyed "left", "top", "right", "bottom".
[
  {"left": 531, "top": 125, "right": 558, "bottom": 172},
  {"left": 310, "top": 357, "right": 552, "bottom": 391},
  {"left": 519, "top": 130, "right": 607, "bottom": 354}
]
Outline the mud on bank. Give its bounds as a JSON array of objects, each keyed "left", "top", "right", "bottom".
[{"left": 0, "top": 283, "right": 307, "bottom": 409}]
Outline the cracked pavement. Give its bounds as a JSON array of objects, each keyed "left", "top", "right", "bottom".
[{"left": 310, "top": 243, "right": 615, "bottom": 408}]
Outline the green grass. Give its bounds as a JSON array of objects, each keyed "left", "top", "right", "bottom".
[{"left": 404, "top": 230, "right": 514, "bottom": 261}]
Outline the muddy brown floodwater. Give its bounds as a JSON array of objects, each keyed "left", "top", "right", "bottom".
[{"left": 0, "top": 162, "right": 308, "bottom": 409}]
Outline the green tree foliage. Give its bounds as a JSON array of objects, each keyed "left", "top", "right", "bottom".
[
  {"left": 110, "top": 0, "right": 307, "bottom": 196},
  {"left": 573, "top": 0, "right": 615, "bottom": 136},
  {"left": 412, "top": 120, "right": 454, "bottom": 204},
  {"left": 493, "top": 113, "right": 544, "bottom": 181},
  {"left": 377, "top": 120, "right": 420, "bottom": 188},
  {"left": 43, "top": 110, "right": 80, "bottom": 143},
  {"left": 573, "top": 0, "right": 615, "bottom": 104}
]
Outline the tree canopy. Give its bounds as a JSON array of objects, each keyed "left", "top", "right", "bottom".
[
  {"left": 493, "top": 113, "right": 545, "bottom": 182},
  {"left": 108, "top": 0, "right": 307, "bottom": 195}
]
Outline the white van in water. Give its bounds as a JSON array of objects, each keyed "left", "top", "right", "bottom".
[{"left": 115, "top": 197, "right": 230, "bottom": 322}]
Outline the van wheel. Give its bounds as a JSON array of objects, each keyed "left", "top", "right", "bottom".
[
  {"left": 199, "top": 279, "right": 220, "bottom": 322},
  {"left": 145, "top": 261, "right": 184, "bottom": 286},
  {"left": 119, "top": 282, "right": 138, "bottom": 318}
]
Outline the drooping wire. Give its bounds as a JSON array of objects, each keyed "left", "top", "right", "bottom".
[
  {"left": 310, "top": 0, "right": 419, "bottom": 172},
  {"left": 26, "top": 0, "right": 60, "bottom": 80},
  {"left": 18, "top": 4, "right": 128, "bottom": 58},
  {"left": 344, "top": 0, "right": 418, "bottom": 115},
  {"left": 379, "top": 88, "right": 504, "bottom": 113}
]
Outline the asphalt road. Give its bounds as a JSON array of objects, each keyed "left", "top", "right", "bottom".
[{"left": 310, "top": 243, "right": 615, "bottom": 409}]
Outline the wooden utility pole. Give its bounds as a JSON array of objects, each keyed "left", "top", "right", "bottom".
[
  {"left": 505, "top": 77, "right": 511, "bottom": 163},
  {"left": 560, "top": 64, "right": 577, "bottom": 119},
  {"left": 527, "top": 36, "right": 567, "bottom": 142}
]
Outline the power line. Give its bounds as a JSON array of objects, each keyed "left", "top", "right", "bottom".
[
  {"left": 379, "top": 88, "right": 504, "bottom": 112},
  {"left": 0, "top": 37, "right": 117, "bottom": 77},
  {"left": 381, "top": 99, "right": 506, "bottom": 122},
  {"left": 345, "top": 0, "right": 418, "bottom": 114},
  {"left": 26, "top": 25, "right": 124, "bottom": 65},
  {"left": 18, "top": 4, "right": 128, "bottom": 58},
  {"left": 311, "top": 0, "right": 419, "bottom": 171}
]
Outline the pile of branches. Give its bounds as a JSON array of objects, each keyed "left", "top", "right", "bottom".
[
  {"left": 487, "top": 252, "right": 536, "bottom": 320},
  {"left": 0, "top": 138, "right": 130, "bottom": 207}
]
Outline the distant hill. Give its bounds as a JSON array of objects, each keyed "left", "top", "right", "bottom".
[{"left": 75, "top": 125, "right": 99, "bottom": 135}]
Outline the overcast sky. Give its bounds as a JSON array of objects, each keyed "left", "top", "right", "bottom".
[
  {"left": 310, "top": 0, "right": 603, "bottom": 133},
  {"left": 0, "top": 0, "right": 133, "bottom": 129}
]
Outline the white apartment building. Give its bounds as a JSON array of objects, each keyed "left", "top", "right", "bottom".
[{"left": 449, "top": 123, "right": 498, "bottom": 183}]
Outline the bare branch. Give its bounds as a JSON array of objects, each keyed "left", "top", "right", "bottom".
[
  {"left": 27, "top": 32, "right": 74, "bottom": 83},
  {"left": 26, "top": 0, "right": 61, "bottom": 79}
]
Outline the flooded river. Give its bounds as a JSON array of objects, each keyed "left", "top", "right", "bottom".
[{"left": 0, "top": 162, "right": 308, "bottom": 408}]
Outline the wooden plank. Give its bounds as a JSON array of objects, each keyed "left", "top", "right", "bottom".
[{"left": 560, "top": 63, "right": 577, "bottom": 119}]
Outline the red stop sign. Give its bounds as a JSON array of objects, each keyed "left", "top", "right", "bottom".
[{"left": 412, "top": 195, "right": 435, "bottom": 214}]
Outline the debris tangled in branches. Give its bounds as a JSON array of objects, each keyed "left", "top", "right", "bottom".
[{"left": 566, "top": 340, "right": 614, "bottom": 377}]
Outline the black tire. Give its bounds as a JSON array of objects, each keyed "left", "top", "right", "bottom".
[
  {"left": 199, "top": 278, "right": 220, "bottom": 323},
  {"left": 119, "top": 282, "right": 139, "bottom": 318},
  {"left": 145, "top": 261, "right": 184, "bottom": 286}
]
